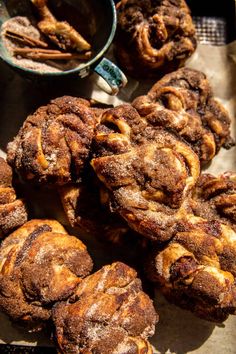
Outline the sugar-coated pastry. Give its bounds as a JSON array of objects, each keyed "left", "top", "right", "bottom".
[
  {"left": 0, "top": 219, "right": 93, "bottom": 330},
  {"left": 91, "top": 104, "right": 200, "bottom": 242},
  {"left": 7, "top": 96, "right": 96, "bottom": 185},
  {"left": 53, "top": 262, "right": 158, "bottom": 354},
  {"left": 147, "top": 214, "right": 236, "bottom": 322},
  {"left": 133, "top": 68, "right": 234, "bottom": 164},
  {"left": 115, "top": 0, "right": 196, "bottom": 78}
]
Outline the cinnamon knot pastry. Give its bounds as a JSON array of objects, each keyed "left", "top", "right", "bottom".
[
  {"left": 53, "top": 262, "right": 158, "bottom": 354},
  {"left": 133, "top": 68, "right": 234, "bottom": 164},
  {"left": 0, "top": 157, "right": 27, "bottom": 238},
  {"left": 191, "top": 172, "right": 236, "bottom": 229},
  {"left": 115, "top": 0, "right": 197, "bottom": 78},
  {"left": 7, "top": 96, "right": 96, "bottom": 185},
  {"left": 91, "top": 104, "right": 200, "bottom": 242},
  {"left": 0, "top": 219, "right": 93, "bottom": 330},
  {"left": 147, "top": 214, "right": 236, "bottom": 322}
]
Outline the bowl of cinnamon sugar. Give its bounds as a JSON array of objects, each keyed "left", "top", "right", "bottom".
[{"left": 0, "top": 0, "right": 127, "bottom": 94}]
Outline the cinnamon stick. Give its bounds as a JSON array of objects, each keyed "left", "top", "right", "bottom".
[
  {"left": 13, "top": 48, "right": 92, "bottom": 61},
  {"left": 14, "top": 48, "right": 62, "bottom": 54},
  {"left": 5, "top": 30, "right": 48, "bottom": 48}
]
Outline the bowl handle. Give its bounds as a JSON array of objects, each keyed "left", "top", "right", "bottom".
[{"left": 93, "top": 57, "right": 127, "bottom": 95}]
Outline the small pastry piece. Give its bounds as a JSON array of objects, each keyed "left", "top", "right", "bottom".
[
  {"left": 147, "top": 215, "right": 236, "bottom": 322},
  {"left": 0, "top": 157, "right": 27, "bottom": 238},
  {"left": 191, "top": 172, "right": 236, "bottom": 229},
  {"left": 53, "top": 262, "right": 158, "bottom": 354},
  {"left": 31, "top": 0, "right": 91, "bottom": 52},
  {"left": 7, "top": 96, "right": 96, "bottom": 185},
  {"left": 0, "top": 219, "right": 93, "bottom": 330},
  {"left": 115, "top": 0, "right": 196, "bottom": 78},
  {"left": 91, "top": 104, "right": 200, "bottom": 242},
  {"left": 133, "top": 68, "right": 234, "bottom": 165}
]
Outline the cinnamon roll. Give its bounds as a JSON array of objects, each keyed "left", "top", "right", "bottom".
[
  {"left": 115, "top": 0, "right": 196, "bottom": 78},
  {"left": 0, "top": 219, "right": 93, "bottom": 330},
  {"left": 91, "top": 104, "right": 200, "bottom": 242},
  {"left": 133, "top": 68, "right": 234, "bottom": 164},
  {"left": 147, "top": 215, "right": 236, "bottom": 322},
  {"left": 7, "top": 96, "right": 96, "bottom": 185},
  {"left": 53, "top": 262, "right": 158, "bottom": 354}
]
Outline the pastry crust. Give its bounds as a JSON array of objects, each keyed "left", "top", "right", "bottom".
[
  {"left": 0, "top": 219, "right": 93, "bottom": 329},
  {"left": 147, "top": 172, "right": 236, "bottom": 322},
  {"left": 0, "top": 157, "right": 27, "bottom": 238},
  {"left": 7, "top": 96, "right": 96, "bottom": 185},
  {"left": 147, "top": 214, "right": 236, "bottom": 322},
  {"left": 133, "top": 68, "right": 234, "bottom": 164},
  {"left": 115, "top": 0, "right": 197, "bottom": 78},
  {"left": 91, "top": 104, "right": 200, "bottom": 242},
  {"left": 53, "top": 262, "right": 158, "bottom": 354}
]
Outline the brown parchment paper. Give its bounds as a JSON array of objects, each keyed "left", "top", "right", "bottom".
[{"left": 0, "top": 42, "right": 236, "bottom": 353}]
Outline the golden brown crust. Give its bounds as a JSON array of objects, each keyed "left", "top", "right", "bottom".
[
  {"left": 115, "top": 0, "right": 197, "bottom": 78},
  {"left": 133, "top": 68, "right": 234, "bottom": 164},
  {"left": 7, "top": 96, "right": 96, "bottom": 185},
  {"left": 147, "top": 211, "right": 236, "bottom": 322},
  {"left": 91, "top": 104, "right": 200, "bottom": 242},
  {"left": 0, "top": 219, "right": 93, "bottom": 329},
  {"left": 0, "top": 157, "right": 27, "bottom": 238},
  {"left": 53, "top": 262, "right": 157, "bottom": 354}
]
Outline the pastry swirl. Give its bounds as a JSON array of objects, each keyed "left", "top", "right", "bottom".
[
  {"left": 115, "top": 0, "right": 196, "bottom": 78},
  {"left": 147, "top": 214, "right": 236, "bottom": 322},
  {"left": 92, "top": 104, "right": 200, "bottom": 242},
  {"left": 0, "top": 219, "right": 93, "bottom": 329},
  {"left": 133, "top": 68, "right": 234, "bottom": 164},
  {"left": 53, "top": 262, "right": 157, "bottom": 354},
  {"left": 7, "top": 96, "right": 96, "bottom": 185}
]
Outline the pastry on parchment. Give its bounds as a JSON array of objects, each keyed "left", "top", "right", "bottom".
[
  {"left": 7, "top": 96, "right": 96, "bottom": 185},
  {"left": 115, "top": 0, "right": 196, "bottom": 78},
  {"left": 91, "top": 104, "right": 200, "bottom": 242},
  {"left": 147, "top": 213, "right": 236, "bottom": 322},
  {"left": 0, "top": 219, "right": 93, "bottom": 330},
  {"left": 0, "top": 157, "right": 27, "bottom": 238},
  {"left": 133, "top": 68, "right": 234, "bottom": 165},
  {"left": 53, "top": 262, "right": 158, "bottom": 354}
]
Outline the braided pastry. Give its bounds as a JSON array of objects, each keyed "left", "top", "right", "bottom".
[
  {"left": 91, "top": 104, "right": 200, "bottom": 242},
  {"left": 115, "top": 0, "right": 196, "bottom": 78},
  {"left": 7, "top": 96, "right": 96, "bottom": 185},
  {"left": 0, "top": 157, "right": 27, "bottom": 238},
  {"left": 133, "top": 68, "right": 234, "bottom": 164},
  {"left": 147, "top": 213, "right": 236, "bottom": 322},
  {"left": 0, "top": 219, "right": 93, "bottom": 330},
  {"left": 53, "top": 262, "right": 158, "bottom": 354},
  {"left": 191, "top": 172, "right": 236, "bottom": 229}
]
